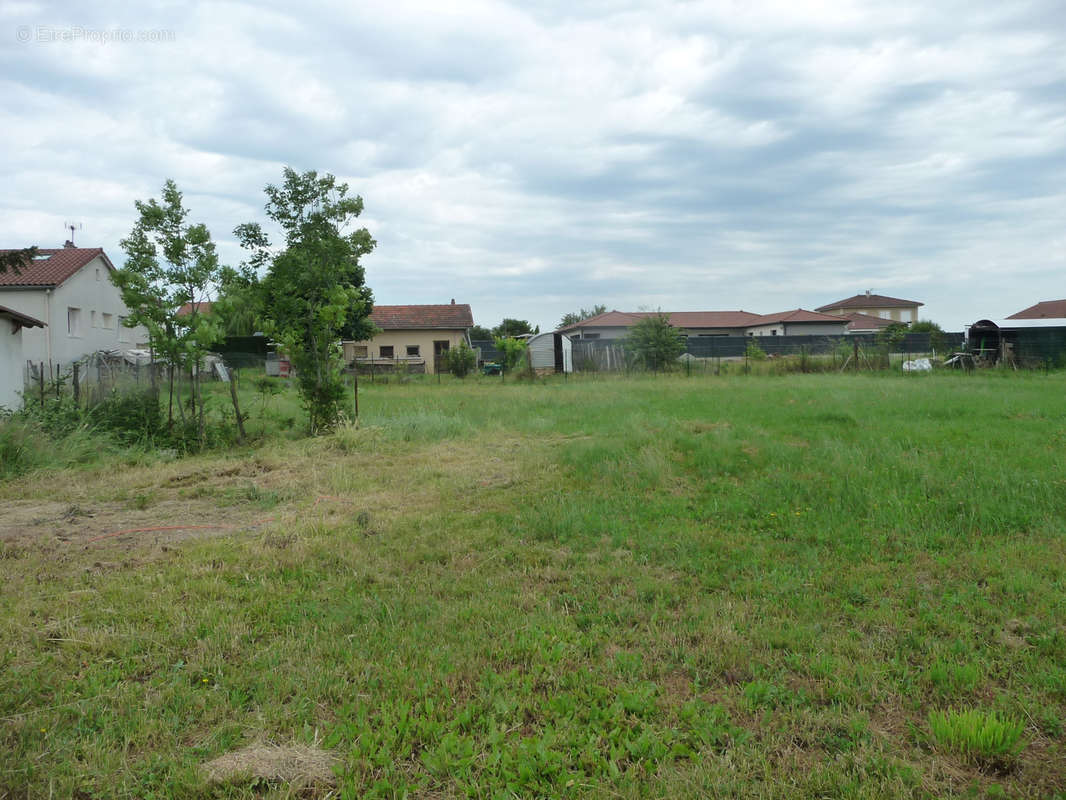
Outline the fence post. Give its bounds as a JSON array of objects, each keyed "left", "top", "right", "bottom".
[
  {"left": 353, "top": 370, "right": 359, "bottom": 418},
  {"left": 39, "top": 362, "right": 45, "bottom": 407},
  {"left": 73, "top": 363, "right": 80, "bottom": 405}
]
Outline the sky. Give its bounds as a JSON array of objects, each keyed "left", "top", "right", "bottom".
[{"left": 2, "top": 1, "right": 1064, "bottom": 332}]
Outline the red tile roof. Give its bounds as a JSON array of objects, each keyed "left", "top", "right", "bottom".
[
  {"left": 840, "top": 312, "right": 895, "bottom": 331},
  {"left": 816, "top": 293, "right": 923, "bottom": 312},
  {"left": 369, "top": 303, "right": 473, "bottom": 330},
  {"left": 0, "top": 247, "right": 112, "bottom": 288},
  {"left": 1006, "top": 299, "right": 1066, "bottom": 319},
  {"left": 559, "top": 310, "right": 763, "bottom": 331},
  {"left": 175, "top": 301, "right": 214, "bottom": 317},
  {"left": 750, "top": 309, "right": 849, "bottom": 325},
  {"left": 0, "top": 304, "right": 46, "bottom": 328}
]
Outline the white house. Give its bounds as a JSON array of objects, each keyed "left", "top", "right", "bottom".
[
  {"left": 0, "top": 245, "right": 148, "bottom": 368},
  {"left": 0, "top": 304, "right": 46, "bottom": 410}
]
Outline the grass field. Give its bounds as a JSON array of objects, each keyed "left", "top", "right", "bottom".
[{"left": 2, "top": 372, "right": 1065, "bottom": 798}]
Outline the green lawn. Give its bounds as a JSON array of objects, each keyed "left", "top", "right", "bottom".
[{"left": 2, "top": 372, "right": 1065, "bottom": 798}]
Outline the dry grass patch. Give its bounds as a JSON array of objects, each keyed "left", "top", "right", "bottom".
[{"left": 202, "top": 743, "right": 338, "bottom": 790}]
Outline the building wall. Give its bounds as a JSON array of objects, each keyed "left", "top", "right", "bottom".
[
  {"left": 344, "top": 328, "right": 468, "bottom": 374},
  {"left": 567, "top": 326, "right": 631, "bottom": 340},
  {"left": 0, "top": 322, "right": 25, "bottom": 409},
  {"left": 825, "top": 305, "right": 918, "bottom": 323},
  {"left": 0, "top": 256, "right": 148, "bottom": 367}
]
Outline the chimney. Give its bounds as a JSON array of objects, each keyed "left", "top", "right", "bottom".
[
  {"left": 865, "top": 289, "right": 871, "bottom": 297},
  {"left": 64, "top": 240, "right": 75, "bottom": 248},
  {"left": 450, "top": 298, "right": 455, "bottom": 304}
]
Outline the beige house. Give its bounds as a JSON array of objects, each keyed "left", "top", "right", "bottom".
[
  {"left": 343, "top": 302, "right": 473, "bottom": 374},
  {"left": 816, "top": 291, "right": 923, "bottom": 323}
]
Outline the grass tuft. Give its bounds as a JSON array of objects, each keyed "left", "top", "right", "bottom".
[{"left": 927, "top": 708, "right": 1025, "bottom": 768}]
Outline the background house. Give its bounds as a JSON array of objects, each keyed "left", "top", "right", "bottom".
[
  {"left": 342, "top": 301, "right": 473, "bottom": 374},
  {"left": 0, "top": 304, "right": 46, "bottom": 409},
  {"left": 0, "top": 245, "right": 148, "bottom": 367},
  {"left": 745, "top": 309, "right": 849, "bottom": 336},
  {"left": 816, "top": 291, "right": 923, "bottom": 323},
  {"left": 559, "top": 310, "right": 763, "bottom": 339},
  {"left": 839, "top": 312, "right": 896, "bottom": 334},
  {"left": 1006, "top": 299, "right": 1066, "bottom": 320},
  {"left": 559, "top": 308, "right": 846, "bottom": 338}
]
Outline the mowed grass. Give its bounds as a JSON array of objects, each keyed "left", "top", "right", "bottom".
[{"left": 2, "top": 372, "right": 1066, "bottom": 798}]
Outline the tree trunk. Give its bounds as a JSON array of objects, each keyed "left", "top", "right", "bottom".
[{"left": 229, "top": 368, "right": 246, "bottom": 443}]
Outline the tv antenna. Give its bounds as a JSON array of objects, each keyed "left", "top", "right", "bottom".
[{"left": 63, "top": 220, "right": 82, "bottom": 245}]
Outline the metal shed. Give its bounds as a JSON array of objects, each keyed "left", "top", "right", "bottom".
[
  {"left": 527, "top": 332, "right": 573, "bottom": 374},
  {"left": 966, "top": 318, "right": 1066, "bottom": 367}
]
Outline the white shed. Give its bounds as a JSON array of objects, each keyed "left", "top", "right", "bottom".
[
  {"left": 527, "top": 332, "right": 573, "bottom": 374},
  {"left": 0, "top": 304, "right": 46, "bottom": 410}
]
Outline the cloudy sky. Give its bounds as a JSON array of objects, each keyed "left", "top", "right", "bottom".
[{"left": 2, "top": 0, "right": 1064, "bottom": 330}]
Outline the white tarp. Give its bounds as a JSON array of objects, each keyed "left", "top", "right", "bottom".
[{"left": 902, "top": 357, "right": 932, "bottom": 372}]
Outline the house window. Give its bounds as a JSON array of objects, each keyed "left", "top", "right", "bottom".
[
  {"left": 880, "top": 310, "right": 890, "bottom": 319},
  {"left": 406, "top": 345, "right": 420, "bottom": 356},
  {"left": 90, "top": 310, "right": 97, "bottom": 328},
  {"left": 352, "top": 345, "right": 368, "bottom": 358},
  {"left": 67, "top": 307, "right": 82, "bottom": 337},
  {"left": 771, "top": 329, "right": 778, "bottom": 335},
  {"left": 118, "top": 315, "right": 130, "bottom": 342},
  {"left": 95, "top": 268, "right": 101, "bottom": 281},
  {"left": 379, "top": 345, "right": 394, "bottom": 358},
  {"left": 102, "top": 313, "right": 113, "bottom": 330}
]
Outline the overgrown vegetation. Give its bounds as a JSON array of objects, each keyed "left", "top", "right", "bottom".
[
  {"left": 624, "top": 312, "right": 685, "bottom": 370},
  {"left": 445, "top": 341, "right": 477, "bottom": 378},
  {"left": 2, "top": 373, "right": 1065, "bottom": 797}
]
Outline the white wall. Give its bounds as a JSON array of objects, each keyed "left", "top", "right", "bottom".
[
  {"left": 569, "top": 326, "right": 630, "bottom": 340},
  {"left": 0, "top": 255, "right": 148, "bottom": 367},
  {"left": 0, "top": 321, "right": 25, "bottom": 410}
]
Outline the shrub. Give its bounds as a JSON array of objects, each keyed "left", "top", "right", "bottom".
[
  {"left": 494, "top": 337, "right": 527, "bottom": 372},
  {"left": 745, "top": 340, "right": 767, "bottom": 361},
  {"left": 624, "top": 313, "right": 685, "bottom": 370},
  {"left": 445, "top": 341, "right": 477, "bottom": 378},
  {"left": 927, "top": 708, "right": 1024, "bottom": 767}
]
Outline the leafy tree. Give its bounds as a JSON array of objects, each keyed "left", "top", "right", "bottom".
[
  {"left": 445, "top": 341, "right": 477, "bottom": 378},
  {"left": 236, "top": 168, "right": 375, "bottom": 433},
  {"left": 624, "top": 312, "right": 685, "bottom": 370},
  {"left": 494, "top": 336, "right": 527, "bottom": 371},
  {"left": 469, "top": 324, "right": 493, "bottom": 341},
  {"left": 559, "top": 304, "right": 607, "bottom": 328},
  {"left": 0, "top": 247, "right": 38, "bottom": 274},
  {"left": 492, "top": 318, "right": 537, "bottom": 338},
  {"left": 213, "top": 264, "right": 264, "bottom": 336},
  {"left": 877, "top": 322, "right": 908, "bottom": 348},
  {"left": 910, "top": 319, "right": 948, "bottom": 352},
  {"left": 113, "top": 180, "right": 223, "bottom": 439}
]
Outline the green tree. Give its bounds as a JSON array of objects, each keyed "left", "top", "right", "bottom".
[
  {"left": 445, "top": 341, "right": 477, "bottom": 378},
  {"left": 212, "top": 263, "right": 264, "bottom": 336},
  {"left": 494, "top": 336, "right": 527, "bottom": 371},
  {"left": 624, "top": 312, "right": 685, "bottom": 370},
  {"left": 910, "top": 319, "right": 948, "bottom": 352},
  {"left": 113, "top": 180, "right": 223, "bottom": 439},
  {"left": 236, "top": 167, "right": 375, "bottom": 433},
  {"left": 0, "top": 247, "right": 38, "bottom": 274},
  {"left": 558, "top": 304, "right": 607, "bottom": 328},
  {"left": 492, "top": 318, "right": 537, "bottom": 338},
  {"left": 469, "top": 324, "right": 493, "bottom": 341}
]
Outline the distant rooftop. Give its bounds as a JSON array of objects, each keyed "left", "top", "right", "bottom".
[
  {"left": 816, "top": 292, "right": 923, "bottom": 312},
  {"left": 1006, "top": 299, "right": 1066, "bottom": 320}
]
